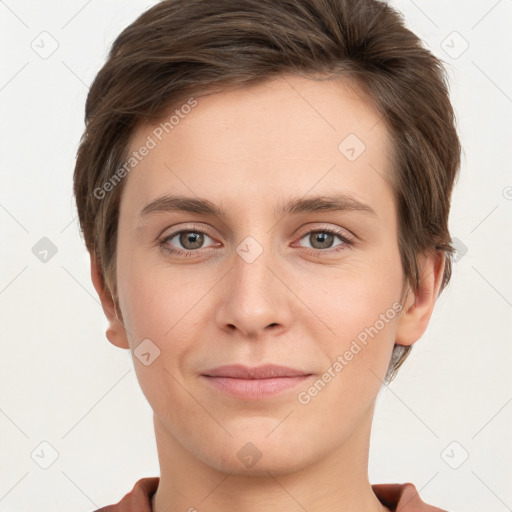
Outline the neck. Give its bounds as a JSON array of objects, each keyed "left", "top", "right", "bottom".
[{"left": 151, "top": 404, "right": 389, "bottom": 512}]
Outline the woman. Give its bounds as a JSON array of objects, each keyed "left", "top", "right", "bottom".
[{"left": 73, "top": 0, "right": 461, "bottom": 510}]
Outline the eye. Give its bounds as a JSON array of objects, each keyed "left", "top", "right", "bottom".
[
  {"left": 296, "top": 227, "right": 353, "bottom": 254},
  {"left": 159, "top": 227, "right": 218, "bottom": 256}
]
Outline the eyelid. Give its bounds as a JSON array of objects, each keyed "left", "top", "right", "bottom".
[
  {"left": 160, "top": 222, "right": 355, "bottom": 240},
  {"left": 159, "top": 223, "right": 216, "bottom": 240},
  {"left": 295, "top": 223, "right": 355, "bottom": 242}
]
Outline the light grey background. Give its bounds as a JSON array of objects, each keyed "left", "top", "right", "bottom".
[{"left": 1, "top": 1, "right": 511, "bottom": 511}]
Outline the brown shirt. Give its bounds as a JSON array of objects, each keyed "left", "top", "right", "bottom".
[{"left": 94, "top": 477, "right": 449, "bottom": 511}]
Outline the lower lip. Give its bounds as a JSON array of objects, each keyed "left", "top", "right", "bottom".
[{"left": 202, "top": 375, "right": 313, "bottom": 400}]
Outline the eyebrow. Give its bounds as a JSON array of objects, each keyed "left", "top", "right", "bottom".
[{"left": 138, "top": 193, "right": 377, "bottom": 221}]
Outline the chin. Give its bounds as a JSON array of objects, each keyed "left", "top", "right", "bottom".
[{"left": 197, "top": 433, "right": 319, "bottom": 477}]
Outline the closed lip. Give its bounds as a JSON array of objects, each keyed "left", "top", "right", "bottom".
[{"left": 202, "top": 364, "right": 312, "bottom": 379}]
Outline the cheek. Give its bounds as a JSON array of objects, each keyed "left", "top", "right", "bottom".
[
  {"left": 312, "top": 255, "right": 403, "bottom": 373},
  {"left": 116, "top": 260, "right": 204, "bottom": 411},
  {"left": 116, "top": 248, "right": 216, "bottom": 373},
  {"left": 318, "top": 257, "right": 402, "bottom": 329},
  {"left": 119, "top": 268, "right": 195, "bottom": 343},
  {"left": 298, "top": 282, "right": 401, "bottom": 426}
]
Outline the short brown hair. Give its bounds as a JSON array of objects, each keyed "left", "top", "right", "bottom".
[{"left": 73, "top": 0, "right": 461, "bottom": 383}]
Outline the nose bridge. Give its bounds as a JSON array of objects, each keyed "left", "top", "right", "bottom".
[
  {"left": 215, "top": 230, "right": 290, "bottom": 336},
  {"left": 233, "top": 231, "right": 277, "bottom": 308}
]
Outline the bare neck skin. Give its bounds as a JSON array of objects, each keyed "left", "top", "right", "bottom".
[{"left": 151, "top": 401, "right": 390, "bottom": 512}]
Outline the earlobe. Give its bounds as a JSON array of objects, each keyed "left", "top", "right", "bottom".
[
  {"left": 90, "top": 252, "right": 130, "bottom": 350},
  {"left": 395, "top": 251, "right": 446, "bottom": 347}
]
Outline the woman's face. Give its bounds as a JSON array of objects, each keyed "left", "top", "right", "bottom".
[{"left": 113, "top": 74, "right": 409, "bottom": 474}]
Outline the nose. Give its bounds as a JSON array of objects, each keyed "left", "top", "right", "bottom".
[{"left": 214, "top": 237, "right": 294, "bottom": 339}]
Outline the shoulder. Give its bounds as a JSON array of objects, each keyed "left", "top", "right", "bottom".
[
  {"left": 93, "top": 477, "right": 160, "bottom": 512},
  {"left": 372, "top": 482, "right": 449, "bottom": 511}
]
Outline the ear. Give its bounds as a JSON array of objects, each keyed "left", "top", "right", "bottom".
[
  {"left": 395, "top": 250, "right": 445, "bottom": 347},
  {"left": 90, "top": 252, "right": 130, "bottom": 349}
]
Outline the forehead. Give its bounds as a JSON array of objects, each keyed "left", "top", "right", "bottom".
[{"left": 120, "top": 74, "right": 394, "bottom": 222}]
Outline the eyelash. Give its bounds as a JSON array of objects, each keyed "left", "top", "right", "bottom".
[{"left": 158, "top": 225, "right": 354, "bottom": 258}]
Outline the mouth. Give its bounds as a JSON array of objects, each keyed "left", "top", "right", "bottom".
[
  {"left": 202, "top": 363, "right": 311, "bottom": 379},
  {"left": 201, "top": 364, "right": 314, "bottom": 400}
]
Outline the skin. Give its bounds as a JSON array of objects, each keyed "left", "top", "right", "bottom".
[{"left": 91, "top": 74, "right": 445, "bottom": 512}]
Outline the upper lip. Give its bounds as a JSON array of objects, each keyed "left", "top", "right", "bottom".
[{"left": 202, "top": 364, "right": 312, "bottom": 379}]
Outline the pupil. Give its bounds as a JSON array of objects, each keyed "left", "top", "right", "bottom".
[
  {"left": 181, "top": 232, "right": 203, "bottom": 249},
  {"left": 313, "top": 232, "right": 333, "bottom": 249}
]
